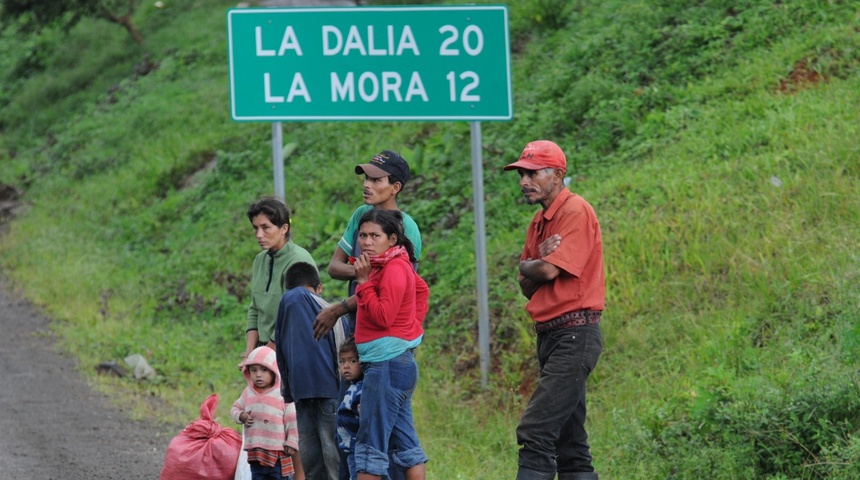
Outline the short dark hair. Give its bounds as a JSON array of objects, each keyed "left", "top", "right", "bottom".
[
  {"left": 357, "top": 209, "right": 417, "bottom": 263},
  {"left": 339, "top": 336, "right": 358, "bottom": 357},
  {"left": 246, "top": 197, "right": 291, "bottom": 237},
  {"left": 285, "top": 262, "right": 320, "bottom": 290}
]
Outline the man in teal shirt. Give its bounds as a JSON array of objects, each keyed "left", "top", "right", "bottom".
[
  {"left": 314, "top": 150, "right": 420, "bottom": 480},
  {"left": 314, "top": 150, "right": 422, "bottom": 340}
]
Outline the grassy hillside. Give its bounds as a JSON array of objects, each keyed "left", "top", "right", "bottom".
[{"left": 2, "top": 0, "right": 860, "bottom": 478}]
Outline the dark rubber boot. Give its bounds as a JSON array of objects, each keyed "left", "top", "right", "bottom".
[
  {"left": 515, "top": 466, "right": 556, "bottom": 480},
  {"left": 558, "top": 473, "right": 598, "bottom": 480}
]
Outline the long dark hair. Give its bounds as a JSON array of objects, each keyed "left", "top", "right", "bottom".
[{"left": 358, "top": 209, "right": 417, "bottom": 263}]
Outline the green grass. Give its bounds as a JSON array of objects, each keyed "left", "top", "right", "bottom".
[{"left": 2, "top": 0, "right": 860, "bottom": 478}]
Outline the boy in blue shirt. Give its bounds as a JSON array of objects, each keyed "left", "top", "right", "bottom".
[{"left": 275, "top": 262, "right": 348, "bottom": 480}]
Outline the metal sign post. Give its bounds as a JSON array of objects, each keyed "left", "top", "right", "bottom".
[
  {"left": 470, "top": 122, "right": 491, "bottom": 388},
  {"left": 272, "top": 122, "right": 284, "bottom": 202}
]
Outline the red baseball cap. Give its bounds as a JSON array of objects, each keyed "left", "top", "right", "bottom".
[{"left": 504, "top": 140, "right": 567, "bottom": 172}]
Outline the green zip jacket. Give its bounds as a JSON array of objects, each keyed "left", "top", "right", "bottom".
[{"left": 246, "top": 241, "right": 316, "bottom": 344}]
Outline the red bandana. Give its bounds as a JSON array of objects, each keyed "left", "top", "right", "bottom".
[{"left": 369, "top": 245, "right": 408, "bottom": 268}]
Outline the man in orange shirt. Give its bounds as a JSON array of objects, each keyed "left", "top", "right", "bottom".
[{"left": 505, "top": 140, "right": 605, "bottom": 480}]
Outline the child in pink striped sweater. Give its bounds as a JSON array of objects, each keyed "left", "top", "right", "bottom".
[{"left": 231, "top": 346, "right": 299, "bottom": 480}]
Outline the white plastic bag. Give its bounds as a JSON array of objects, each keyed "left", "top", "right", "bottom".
[{"left": 234, "top": 430, "right": 252, "bottom": 480}]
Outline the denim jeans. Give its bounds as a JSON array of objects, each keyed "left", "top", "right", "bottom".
[
  {"left": 354, "top": 350, "right": 428, "bottom": 476},
  {"left": 250, "top": 460, "right": 293, "bottom": 480},
  {"left": 516, "top": 323, "right": 603, "bottom": 475},
  {"left": 337, "top": 377, "right": 352, "bottom": 480},
  {"left": 296, "top": 398, "right": 341, "bottom": 480}
]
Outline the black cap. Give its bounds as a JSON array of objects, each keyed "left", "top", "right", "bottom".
[{"left": 355, "top": 150, "right": 410, "bottom": 186}]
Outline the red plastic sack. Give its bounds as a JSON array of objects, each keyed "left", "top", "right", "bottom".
[{"left": 160, "top": 394, "right": 242, "bottom": 480}]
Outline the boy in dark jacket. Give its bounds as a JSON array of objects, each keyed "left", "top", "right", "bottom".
[
  {"left": 336, "top": 338, "right": 364, "bottom": 480},
  {"left": 275, "top": 262, "right": 347, "bottom": 480}
]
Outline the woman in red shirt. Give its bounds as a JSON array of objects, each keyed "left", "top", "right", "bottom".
[{"left": 351, "top": 209, "right": 429, "bottom": 480}]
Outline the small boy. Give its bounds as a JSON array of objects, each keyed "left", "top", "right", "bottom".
[
  {"left": 275, "top": 262, "right": 348, "bottom": 480},
  {"left": 231, "top": 346, "right": 299, "bottom": 480},
  {"left": 336, "top": 337, "right": 364, "bottom": 480}
]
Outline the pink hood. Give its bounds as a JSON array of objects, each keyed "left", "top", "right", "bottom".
[{"left": 242, "top": 346, "right": 281, "bottom": 392}]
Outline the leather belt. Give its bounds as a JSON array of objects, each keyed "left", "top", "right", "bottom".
[{"left": 534, "top": 310, "right": 601, "bottom": 333}]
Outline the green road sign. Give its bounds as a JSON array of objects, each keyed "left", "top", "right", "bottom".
[{"left": 227, "top": 6, "right": 511, "bottom": 122}]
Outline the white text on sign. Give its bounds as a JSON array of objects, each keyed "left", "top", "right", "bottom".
[{"left": 254, "top": 23, "right": 487, "bottom": 104}]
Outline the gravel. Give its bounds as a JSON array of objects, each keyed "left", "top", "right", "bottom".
[{"left": 0, "top": 277, "right": 173, "bottom": 479}]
